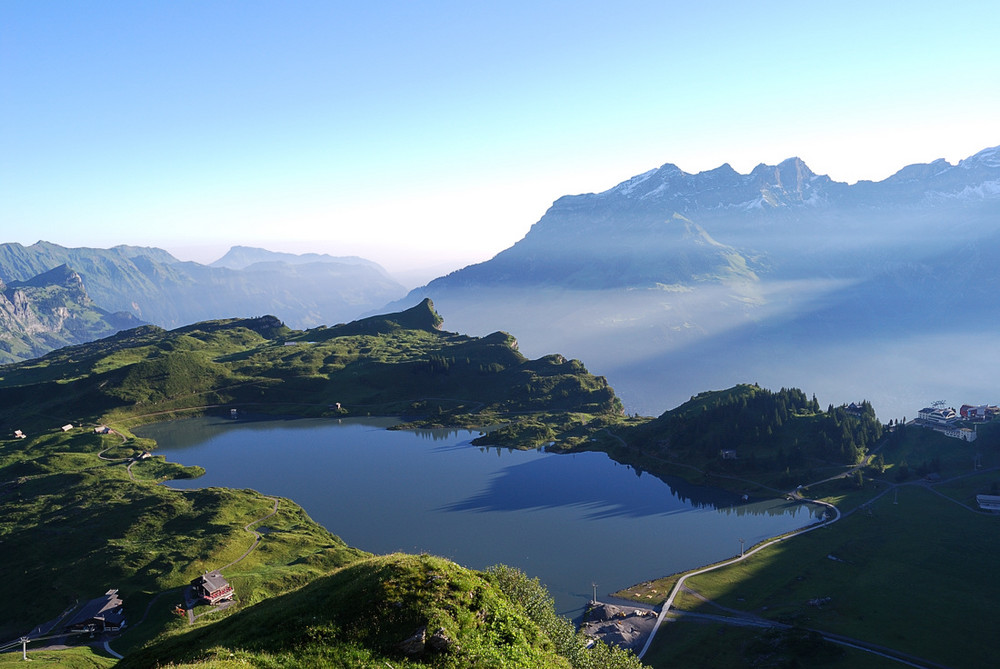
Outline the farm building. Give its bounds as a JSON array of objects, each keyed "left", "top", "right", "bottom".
[
  {"left": 192, "top": 570, "right": 234, "bottom": 605},
  {"left": 64, "top": 589, "right": 126, "bottom": 634}
]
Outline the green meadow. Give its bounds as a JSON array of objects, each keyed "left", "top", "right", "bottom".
[
  {"left": 627, "top": 424, "right": 1000, "bottom": 669},
  {"left": 0, "top": 302, "right": 639, "bottom": 667}
]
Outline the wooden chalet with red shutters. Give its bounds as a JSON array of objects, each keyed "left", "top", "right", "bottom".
[{"left": 191, "top": 570, "right": 234, "bottom": 605}]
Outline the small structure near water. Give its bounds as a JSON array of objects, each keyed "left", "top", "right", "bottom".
[{"left": 579, "top": 601, "right": 657, "bottom": 651}]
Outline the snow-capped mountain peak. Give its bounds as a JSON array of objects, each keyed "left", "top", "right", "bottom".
[{"left": 959, "top": 144, "right": 1000, "bottom": 169}]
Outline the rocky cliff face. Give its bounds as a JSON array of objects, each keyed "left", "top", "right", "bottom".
[{"left": 0, "top": 265, "right": 142, "bottom": 363}]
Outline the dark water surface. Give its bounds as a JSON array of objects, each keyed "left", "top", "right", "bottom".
[{"left": 139, "top": 415, "right": 824, "bottom": 615}]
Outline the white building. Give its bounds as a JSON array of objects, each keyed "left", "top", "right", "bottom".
[
  {"left": 976, "top": 495, "right": 1000, "bottom": 511},
  {"left": 937, "top": 426, "right": 977, "bottom": 442},
  {"left": 917, "top": 407, "right": 957, "bottom": 425}
]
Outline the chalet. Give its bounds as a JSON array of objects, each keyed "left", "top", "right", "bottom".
[
  {"left": 192, "top": 570, "right": 234, "bottom": 605},
  {"left": 844, "top": 402, "right": 865, "bottom": 417},
  {"left": 13, "top": 429, "right": 25, "bottom": 439},
  {"left": 61, "top": 424, "right": 74, "bottom": 432},
  {"left": 64, "top": 589, "right": 126, "bottom": 634},
  {"left": 94, "top": 425, "right": 111, "bottom": 434},
  {"left": 719, "top": 449, "right": 738, "bottom": 460}
]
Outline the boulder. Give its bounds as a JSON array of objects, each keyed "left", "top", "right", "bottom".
[
  {"left": 427, "top": 627, "right": 453, "bottom": 653},
  {"left": 398, "top": 626, "right": 426, "bottom": 656}
]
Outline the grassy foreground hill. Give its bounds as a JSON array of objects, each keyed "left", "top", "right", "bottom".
[
  {"left": 0, "top": 300, "right": 640, "bottom": 667},
  {"left": 119, "top": 554, "right": 641, "bottom": 669}
]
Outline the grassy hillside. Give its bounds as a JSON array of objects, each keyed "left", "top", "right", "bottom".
[
  {"left": 613, "top": 384, "right": 881, "bottom": 491},
  {"left": 0, "top": 300, "right": 621, "bottom": 446},
  {"left": 638, "top": 479, "right": 1000, "bottom": 669},
  {"left": 0, "top": 300, "right": 638, "bottom": 666},
  {"left": 0, "top": 425, "right": 365, "bottom": 643},
  {"left": 119, "top": 554, "right": 640, "bottom": 669},
  {"left": 611, "top": 396, "right": 1000, "bottom": 668}
]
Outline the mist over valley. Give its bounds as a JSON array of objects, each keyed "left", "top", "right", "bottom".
[{"left": 400, "top": 145, "right": 1000, "bottom": 419}]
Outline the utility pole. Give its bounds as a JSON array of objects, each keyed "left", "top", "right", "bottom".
[{"left": 20, "top": 636, "right": 28, "bottom": 661}]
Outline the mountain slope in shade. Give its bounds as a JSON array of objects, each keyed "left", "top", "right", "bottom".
[
  {"left": 0, "top": 264, "right": 143, "bottom": 363},
  {"left": 395, "top": 144, "right": 1000, "bottom": 419}
]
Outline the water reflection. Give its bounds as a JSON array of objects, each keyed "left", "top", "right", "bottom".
[
  {"left": 442, "top": 450, "right": 823, "bottom": 521},
  {"left": 441, "top": 454, "right": 699, "bottom": 519},
  {"left": 410, "top": 427, "right": 481, "bottom": 441},
  {"left": 141, "top": 416, "right": 825, "bottom": 615}
]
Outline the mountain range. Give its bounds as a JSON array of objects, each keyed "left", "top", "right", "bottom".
[
  {"left": 0, "top": 242, "right": 407, "bottom": 362},
  {"left": 4, "top": 146, "right": 998, "bottom": 415},
  {"left": 398, "top": 145, "right": 1000, "bottom": 418}
]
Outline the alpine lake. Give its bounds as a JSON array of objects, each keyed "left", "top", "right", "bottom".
[{"left": 138, "top": 415, "right": 825, "bottom": 617}]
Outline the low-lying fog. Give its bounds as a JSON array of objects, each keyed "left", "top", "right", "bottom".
[{"left": 423, "top": 280, "right": 996, "bottom": 421}]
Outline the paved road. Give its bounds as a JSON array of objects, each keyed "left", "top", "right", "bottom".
[
  {"left": 629, "top": 429, "right": 957, "bottom": 668},
  {"left": 636, "top": 492, "right": 839, "bottom": 659}
]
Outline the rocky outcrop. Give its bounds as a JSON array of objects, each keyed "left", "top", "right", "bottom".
[
  {"left": 0, "top": 265, "right": 142, "bottom": 363},
  {"left": 397, "top": 624, "right": 455, "bottom": 657},
  {"left": 580, "top": 601, "right": 658, "bottom": 651}
]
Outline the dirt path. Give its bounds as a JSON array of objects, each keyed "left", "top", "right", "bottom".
[
  {"left": 219, "top": 495, "right": 280, "bottom": 571},
  {"left": 184, "top": 494, "right": 280, "bottom": 625}
]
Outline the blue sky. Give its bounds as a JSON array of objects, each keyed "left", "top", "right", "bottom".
[{"left": 2, "top": 1, "right": 998, "bottom": 278}]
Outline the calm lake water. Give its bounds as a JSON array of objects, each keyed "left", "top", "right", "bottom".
[{"left": 139, "top": 415, "right": 824, "bottom": 616}]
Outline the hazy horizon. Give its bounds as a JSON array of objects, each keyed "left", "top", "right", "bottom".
[{"left": 3, "top": 2, "right": 998, "bottom": 276}]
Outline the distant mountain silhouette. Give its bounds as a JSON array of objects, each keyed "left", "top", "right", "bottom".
[
  {"left": 210, "top": 245, "right": 389, "bottom": 273},
  {"left": 394, "top": 145, "right": 1000, "bottom": 418},
  {"left": 0, "top": 242, "right": 407, "bottom": 362}
]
